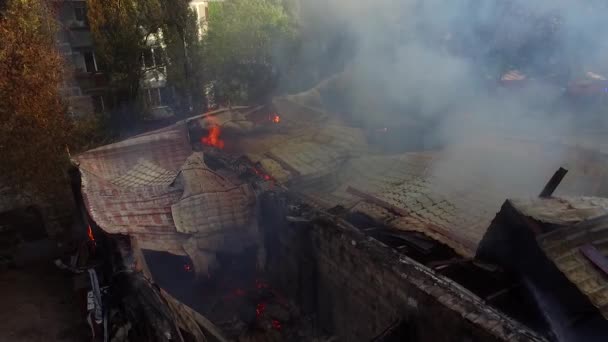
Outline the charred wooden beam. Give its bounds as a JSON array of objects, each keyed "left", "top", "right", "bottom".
[
  {"left": 485, "top": 283, "right": 521, "bottom": 302},
  {"left": 539, "top": 167, "right": 568, "bottom": 198},
  {"left": 371, "top": 319, "right": 410, "bottom": 341},
  {"left": 427, "top": 258, "right": 471, "bottom": 270}
]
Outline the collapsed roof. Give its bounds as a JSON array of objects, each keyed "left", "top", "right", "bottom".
[
  {"left": 478, "top": 196, "right": 608, "bottom": 341},
  {"left": 74, "top": 122, "right": 259, "bottom": 275},
  {"left": 75, "top": 71, "right": 608, "bottom": 266},
  {"left": 72, "top": 71, "right": 608, "bottom": 341},
  {"left": 511, "top": 196, "right": 608, "bottom": 319}
]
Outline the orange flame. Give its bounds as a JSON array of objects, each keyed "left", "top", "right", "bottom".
[
  {"left": 201, "top": 125, "right": 225, "bottom": 149},
  {"left": 269, "top": 113, "right": 280, "bottom": 124},
  {"left": 87, "top": 225, "right": 95, "bottom": 241}
]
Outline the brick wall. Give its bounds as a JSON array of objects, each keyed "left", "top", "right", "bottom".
[{"left": 266, "top": 210, "right": 543, "bottom": 342}]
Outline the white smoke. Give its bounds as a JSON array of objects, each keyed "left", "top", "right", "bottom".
[{"left": 286, "top": 0, "right": 608, "bottom": 199}]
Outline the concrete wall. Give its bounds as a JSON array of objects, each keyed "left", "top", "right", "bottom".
[{"left": 264, "top": 200, "right": 543, "bottom": 341}]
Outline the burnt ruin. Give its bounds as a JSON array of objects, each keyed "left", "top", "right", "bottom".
[{"left": 68, "top": 74, "right": 608, "bottom": 341}]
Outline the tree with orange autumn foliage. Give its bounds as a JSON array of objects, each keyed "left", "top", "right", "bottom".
[{"left": 0, "top": 0, "right": 73, "bottom": 196}]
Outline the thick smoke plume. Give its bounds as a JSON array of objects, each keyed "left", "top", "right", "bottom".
[{"left": 287, "top": 0, "right": 608, "bottom": 200}]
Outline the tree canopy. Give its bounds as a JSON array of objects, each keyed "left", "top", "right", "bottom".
[
  {"left": 87, "top": 0, "right": 206, "bottom": 123},
  {"left": 0, "top": 0, "right": 73, "bottom": 196},
  {"left": 87, "top": 0, "right": 165, "bottom": 127},
  {"left": 160, "top": 0, "right": 206, "bottom": 116},
  {"left": 204, "top": 0, "right": 297, "bottom": 105}
]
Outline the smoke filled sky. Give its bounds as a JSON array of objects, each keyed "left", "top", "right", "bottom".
[
  {"left": 294, "top": 0, "right": 608, "bottom": 120},
  {"left": 289, "top": 0, "right": 608, "bottom": 199}
]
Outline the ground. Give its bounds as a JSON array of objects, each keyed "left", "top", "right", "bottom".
[{"left": 0, "top": 264, "right": 88, "bottom": 342}]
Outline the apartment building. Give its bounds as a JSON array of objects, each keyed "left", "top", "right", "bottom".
[
  {"left": 54, "top": 0, "right": 216, "bottom": 118},
  {"left": 54, "top": 0, "right": 105, "bottom": 117}
]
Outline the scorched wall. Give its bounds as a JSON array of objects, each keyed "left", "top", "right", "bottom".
[{"left": 262, "top": 194, "right": 544, "bottom": 342}]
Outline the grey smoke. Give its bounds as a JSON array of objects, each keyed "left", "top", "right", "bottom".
[{"left": 284, "top": 0, "right": 608, "bottom": 200}]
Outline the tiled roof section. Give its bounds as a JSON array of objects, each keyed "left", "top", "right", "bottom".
[
  {"left": 269, "top": 142, "right": 345, "bottom": 177},
  {"left": 267, "top": 81, "right": 608, "bottom": 259},
  {"left": 177, "top": 152, "right": 238, "bottom": 198},
  {"left": 533, "top": 198, "right": 608, "bottom": 319},
  {"left": 171, "top": 152, "right": 256, "bottom": 236},
  {"left": 296, "top": 153, "right": 491, "bottom": 256},
  {"left": 313, "top": 123, "right": 369, "bottom": 156},
  {"left": 172, "top": 185, "right": 255, "bottom": 235},
  {"left": 511, "top": 197, "right": 608, "bottom": 226},
  {"left": 296, "top": 152, "right": 434, "bottom": 206},
  {"left": 80, "top": 170, "right": 181, "bottom": 235},
  {"left": 381, "top": 179, "right": 485, "bottom": 255},
  {"left": 263, "top": 123, "right": 369, "bottom": 186},
  {"left": 75, "top": 124, "right": 192, "bottom": 180},
  {"left": 75, "top": 119, "right": 262, "bottom": 268},
  {"left": 110, "top": 159, "right": 177, "bottom": 188},
  {"left": 75, "top": 124, "right": 193, "bottom": 236},
  {"left": 290, "top": 134, "right": 608, "bottom": 257}
]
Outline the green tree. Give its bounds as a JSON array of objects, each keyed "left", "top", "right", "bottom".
[
  {"left": 88, "top": 0, "right": 206, "bottom": 121},
  {"left": 160, "top": 0, "right": 207, "bottom": 116},
  {"left": 204, "top": 0, "right": 297, "bottom": 105},
  {"left": 0, "top": 0, "right": 73, "bottom": 196},
  {"left": 87, "top": 0, "right": 164, "bottom": 128}
]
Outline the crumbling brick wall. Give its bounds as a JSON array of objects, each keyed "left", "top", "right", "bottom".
[{"left": 267, "top": 214, "right": 542, "bottom": 342}]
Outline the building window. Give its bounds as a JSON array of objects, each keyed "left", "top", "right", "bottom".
[
  {"left": 84, "top": 51, "right": 98, "bottom": 73},
  {"left": 142, "top": 47, "right": 164, "bottom": 68},
  {"left": 159, "top": 86, "right": 173, "bottom": 105},
  {"left": 142, "top": 48, "right": 154, "bottom": 69},
  {"left": 147, "top": 88, "right": 161, "bottom": 107},
  {"left": 153, "top": 47, "right": 164, "bottom": 67},
  {"left": 74, "top": 2, "right": 87, "bottom": 22},
  {"left": 145, "top": 87, "right": 173, "bottom": 108},
  {"left": 93, "top": 95, "right": 105, "bottom": 113},
  {"left": 198, "top": 4, "right": 207, "bottom": 21}
]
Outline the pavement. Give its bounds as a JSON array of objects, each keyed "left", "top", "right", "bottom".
[{"left": 0, "top": 263, "right": 88, "bottom": 342}]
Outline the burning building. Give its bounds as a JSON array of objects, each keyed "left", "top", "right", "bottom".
[
  {"left": 478, "top": 196, "right": 608, "bottom": 342},
  {"left": 70, "top": 71, "right": 608, "bottom": 341}
]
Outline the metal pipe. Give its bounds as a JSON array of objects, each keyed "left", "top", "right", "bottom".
[{"left": 539, "top": 167, "right": 568, "bottom": 198}]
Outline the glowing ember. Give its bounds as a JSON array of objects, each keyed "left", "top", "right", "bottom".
[
  {"left": 251, "top": 167, "right": 272, "bottom": 182},
  {"left": 87, "top": 225, "right": 95, "bottom": 241},
  {"left": 234, "top": 288, "right": 246, "bottom": 296},
  {"left": 271, "top": 319, "right": 282, "bottom": 331},
  {"left": 183, "top": 264, "right": 192, "bottom": 272},
  {"left": 201, "top": 125, "right": 225, "bottom": 149},
  {"left": 269, "top": 113, "right": 281, "bottom": 124},
  {"left": 256, "top": 303, "right": 266, "bottom": 317}
]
